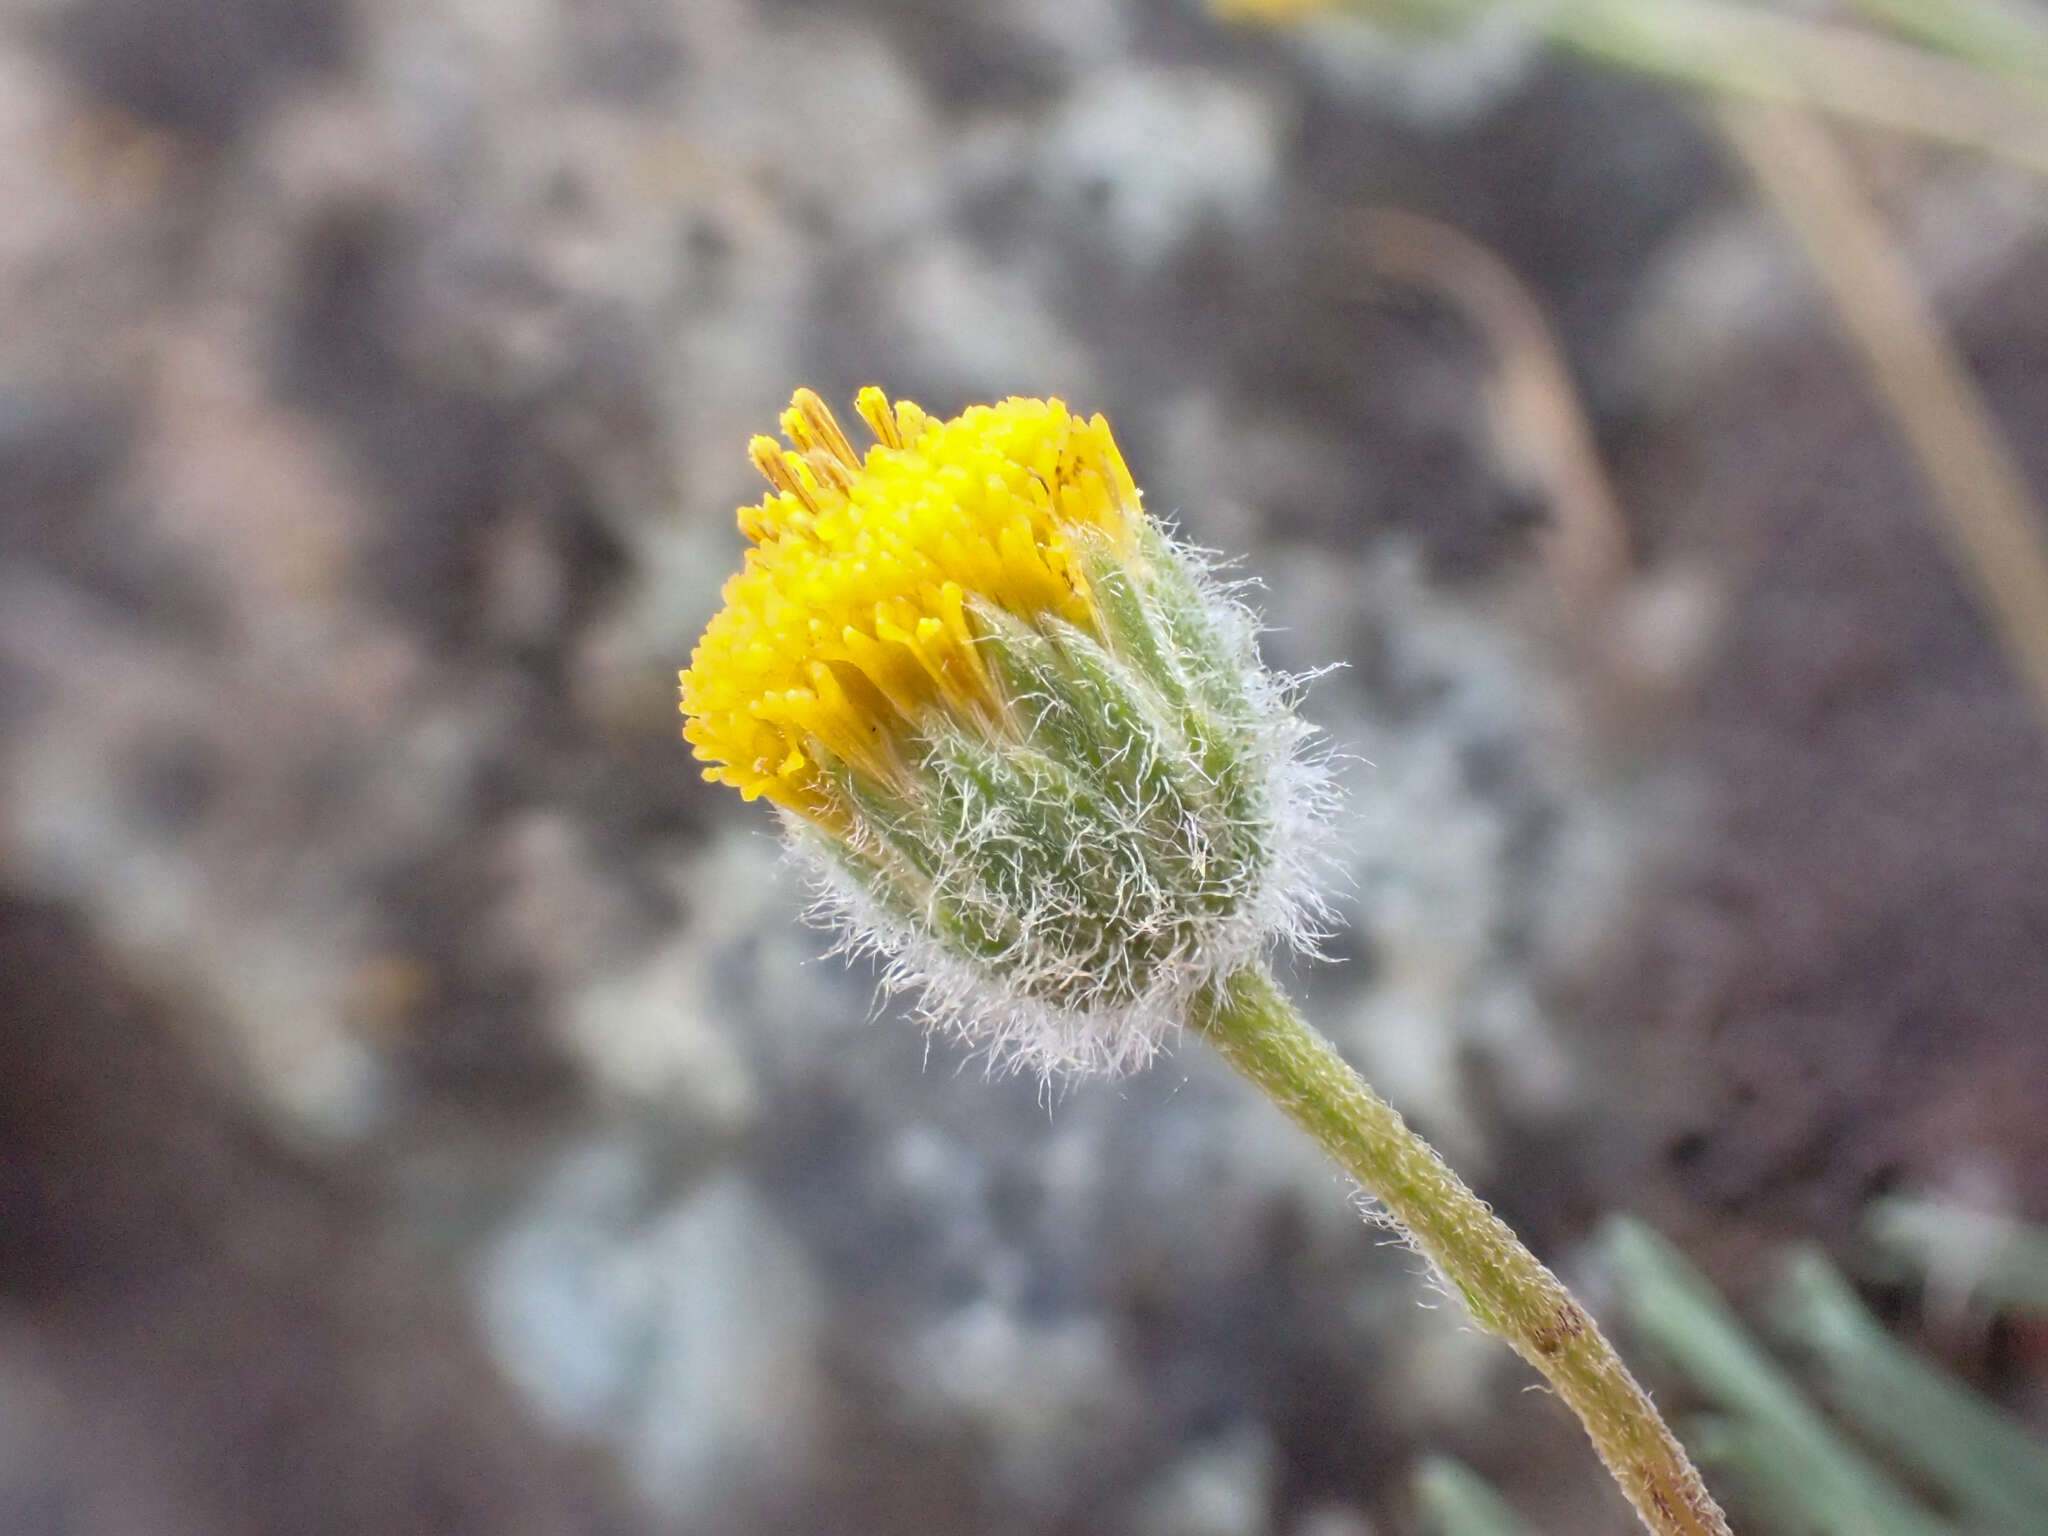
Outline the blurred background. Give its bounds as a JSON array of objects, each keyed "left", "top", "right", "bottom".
[{"left": 3, "top": 0, "right": 2047, "bottom": 1532}]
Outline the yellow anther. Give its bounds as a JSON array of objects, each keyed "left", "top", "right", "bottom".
[
  {"left": 786, "top": 386, "right": 862, "bottom": 470},
  {"left": 748, "top": 436, "right": 803, "bottom": 500},
  {"left": 856, "top": 385, "right": 902, "bottom": 448}
]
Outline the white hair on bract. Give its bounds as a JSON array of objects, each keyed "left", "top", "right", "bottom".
[{"left": 783, "top": 529, "right": 1343, "bottom": 1081}]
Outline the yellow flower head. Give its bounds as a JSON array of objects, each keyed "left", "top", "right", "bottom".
[
  {"left": 680, "top": 388, "right": 1144, "bottom": 827},
  {"left": 680, "top": 387, "right": 1332, "bottom": 1076}
]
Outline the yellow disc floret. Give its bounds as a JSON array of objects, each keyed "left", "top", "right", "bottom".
[{"left": 679, "top": 387, "right": 1145, "bottom": 825}]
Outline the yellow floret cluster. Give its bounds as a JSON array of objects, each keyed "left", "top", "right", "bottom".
[{"left": 679, "top": 387, "right": 1144, "bottom": 825}]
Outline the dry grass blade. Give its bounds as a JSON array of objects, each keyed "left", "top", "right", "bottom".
[
  {"left": 1715, "top": 99, "right": 2048, "bottom": 734},
  {"left": 1352, "top": 205, "right": 1635, "bottom": 614},
  {"left": 1528, "top": 0, "right": 2048, "bottom": 176},
  {"left": 1222, "top": 0, "right": 2048, "bottom": 172},
  {"left": 1844, "top": 0, "right": 2048, "bottom": 85}
]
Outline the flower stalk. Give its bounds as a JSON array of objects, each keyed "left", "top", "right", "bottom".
[
  {"left": 680, "top": 388, "right": 1730, "bottom": 1536},
  {"left": 1196, "top": 965, "right": 1731, "bottom": 1536}
]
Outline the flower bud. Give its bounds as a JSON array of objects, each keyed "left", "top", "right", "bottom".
[{"left": 680, "top": 388, "right": 1332, "bottom": 1075}]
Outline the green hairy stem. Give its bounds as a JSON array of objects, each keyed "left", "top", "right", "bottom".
[{"left": 1195, "top": 966, "right": 1731, "bottom": 1536}]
